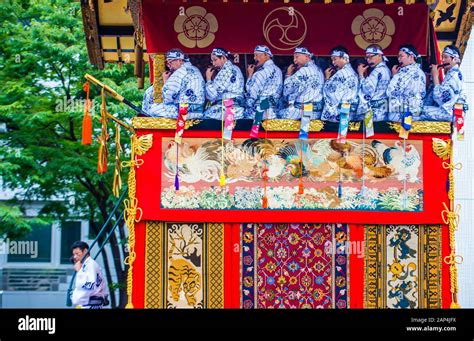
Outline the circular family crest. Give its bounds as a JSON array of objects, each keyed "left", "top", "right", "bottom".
[
  {"left": 351, "top": 8, "right": 395, "bottom": 50},
  {"left": 263, "top": 7, "right": 307, "bottom": 51},
  {"left": 174, "top": 6, "right": 218, "bottom": 48}
]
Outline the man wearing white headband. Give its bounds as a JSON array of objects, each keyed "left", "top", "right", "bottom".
[
  {"left": 279, "top": 47, "right": 324, "bottom": 119},
  {"left": 386, "top": 44, "right": 426, "bottom": 122},
  {"left": 245, "top": 45, "right": 282, "bottom": 119},
  {"left": 204, "top": 48, "right": 245, "bottom": 120},
  {"left": 421, "top": 45, "right": 467, "bottom": 121},
  {"left": 321, "top": 45, "right": 359, "bottom": 122},
  {"left": 356, "top": 44, "right": 391, "bottom": 122},
  {"left": 142, "top": 48, "right": 205, "bottom": 119}
]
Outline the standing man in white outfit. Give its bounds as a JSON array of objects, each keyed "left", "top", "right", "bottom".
[{"left": 71, "top": 241, "right": 108, "bottom": 309}]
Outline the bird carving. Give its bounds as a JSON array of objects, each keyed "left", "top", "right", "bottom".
[{"left": 436, "top": 3, "right": 456, "bottom": 27}]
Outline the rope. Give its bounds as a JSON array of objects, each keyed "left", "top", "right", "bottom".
[
  {"left": 121, "top": 134, "right": 151, "bottom": 308},
  {"left": 437, "top": 140, "right": 463, "bottom": 308}
]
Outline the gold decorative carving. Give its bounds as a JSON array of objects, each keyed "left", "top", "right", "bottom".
[
  {"left": 262, "top": 119, "right": 325, "bottom": 132},
  {"left": 432, "top": 138, "right": 451, "bottom": 160},
  {"left": 152, "top": 54, "right": 165, "bottom": 103},
  {"left": 388, "top": 121, "right": 452, "bottom": 134},
  {"left": 349, "top": 121, "right": 361, "bottom": 131},
  {"left": 132, "top": 117, "right": 202, "bottom": 130}
]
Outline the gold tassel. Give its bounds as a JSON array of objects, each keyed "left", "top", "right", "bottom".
[
  {"left": 450, "top": 302, "right": 461, "bottom": 309},
  {"left": 112, "top": 124, "right": 122, "bottom": 197},
  {"left": 97, "top": 88, "right": 109, "bottom": 174}
]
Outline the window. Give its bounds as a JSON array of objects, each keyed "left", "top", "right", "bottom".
[
  {"left": 60, "top": 221, "right": 82, "bottom": 264},
  {"left": 7, "top": 223, "right": 52, "bottom": 263}
]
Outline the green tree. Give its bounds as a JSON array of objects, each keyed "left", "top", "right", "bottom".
[{"left": 0, "top": 0, "right": 144, "bottom": 307}]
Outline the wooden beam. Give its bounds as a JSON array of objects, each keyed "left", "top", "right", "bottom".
[{"left": 80, "top": 0, "right": 104, "bottom": 69}]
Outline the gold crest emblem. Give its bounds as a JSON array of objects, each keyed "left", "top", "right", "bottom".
[
  {"left": 174, "top": 6, "right": 218, "bottom": 48},
  {"left": 263, "top": 7, "right": 307, "bottom": 51},
  {"left": 352, "top": 9, "right": 395, "bottom": 50}
]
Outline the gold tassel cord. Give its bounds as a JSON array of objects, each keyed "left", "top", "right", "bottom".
[
  {"left": 436, "top": 138, "right": 463, "bottom": 308},
  {"left": 122, "top": 134, "right": 153, "bottom": 308},
  {"left": 112, "top": 124, "right": 122, "bottom": 198},
  {"left": 97, "top": 88, "right": 110, "bottom": 174}
]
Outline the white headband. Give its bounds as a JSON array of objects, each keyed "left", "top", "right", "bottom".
[
  {"left": 331, "top": 50, "right": 349, "bottom": 60},
  {"left": 255, "top": 45, "right": 273, "bottom": 57},
  {"left": 212, "top": 48, "right": 229, "bottom": 57},
  {"left": 166, "top": 50, "right": 185, "bottom": 60},
  {"left": 294, "top": 47, "right": 312, "bottom": 57},
  {"left": 366, "top": 46, "right": 383, "bottom": 55},
  {"left": 400, "top": 47, "right": 419, "bottom": 58},
  {"left": 443, "top": 47, "right": 460, "bottom": 59}
]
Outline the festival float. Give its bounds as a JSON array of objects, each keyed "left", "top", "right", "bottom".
[{"left": 80, "top": 0, "right": 472, "bottom": 309}]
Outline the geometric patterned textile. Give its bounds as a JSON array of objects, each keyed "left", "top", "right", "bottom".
[
  {"left": 364, "top": 225, "right": 443, "bottom": 308},
  {"left": 241, "top": 223, "right": 349, "bottom": 308},
  {"left": 144, "top": 221, "right": 224, "bottom": 308}
]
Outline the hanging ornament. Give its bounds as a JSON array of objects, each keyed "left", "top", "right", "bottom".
[{"left": 97, "top": 88, "right": 109, "bottom": 174}]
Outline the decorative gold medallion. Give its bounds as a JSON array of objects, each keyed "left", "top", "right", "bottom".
[
  {"left": 263, "top": 7, "right": 307, "bottom": 51},
  {"left": 352, "top": 9, "right": 395, "bottom": 50},
  {"left": 174, "top": 6, "right": 218, "bottom": 48}
]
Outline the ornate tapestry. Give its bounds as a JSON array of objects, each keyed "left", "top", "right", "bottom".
[
  {"left": 241, "top": 223, "right": 349, "bottom": 308},
  {"left": 364, "top": 225, "right": 442, "bottom": 309},
  {"left": 144, "top": 221, "right": 224, "bottom": 308}
]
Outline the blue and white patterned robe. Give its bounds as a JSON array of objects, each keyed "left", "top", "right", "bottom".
[
  {"left": 245, "top": 59, "right": 283, "bottom": 119},
  {"left": 142, "top": 85, "right": 155, "bottom": 115},
  {"left": 321, "top": 63, "right": 359, "bottom": 122},
  {"left": 279, "top": 61, "right": 324, "bottom": 120},
  {"left": 356, "top": 62, "right": 391, "bottom": 121},
  {"left": 204, "top": 61, "right": 245, "bottom": 120},
  {"left": 421, "top": 66, "right": 467, "bottom": 121},
  {"left": 142, "top": 62, "right": 205, "bottom": 119},
  {"left": 386, "top": 63, "right": 426, "bottom": 122},
  {"left": 71, "top": 257, "right": 107, "bottom": 308}
]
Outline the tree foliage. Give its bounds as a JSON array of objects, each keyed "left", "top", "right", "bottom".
[{"left": 0, "top": 0, "right": 144, "bottom": 307}]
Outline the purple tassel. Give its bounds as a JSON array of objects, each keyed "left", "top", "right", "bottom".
[
  {"left": 174, "top": 172, "right": 179, "bottom": 191},
  {"left": 174, "top": 143, "right": 179, "bottom": 191}
]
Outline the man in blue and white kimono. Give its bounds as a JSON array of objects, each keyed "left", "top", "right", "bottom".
[
  {"left": 279, "top": 47, "right": 324, "bottom": 120},
  {"left": 386, "top": 45, "right": 426, "bottom": 122},
  {"left": 245, "top": 45, "right": 282, "bottom": 119},
  {"left": 71, "top": 241, "right": 108, "bottom": 309},
  {"left": 355, "top": 45, "right": 391, "bottom": 122},
  {"left": 203, "top": 48, "right": 245, "bottom": 120},
  {"left": 321, "top": 46, "right": 359, "bottom": 122},
  {"left": 141, "top": 49, "right": 205, "bottom": 119},
  {"left": 421, "top": 45, "right": 468, "bottom": 121}
]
